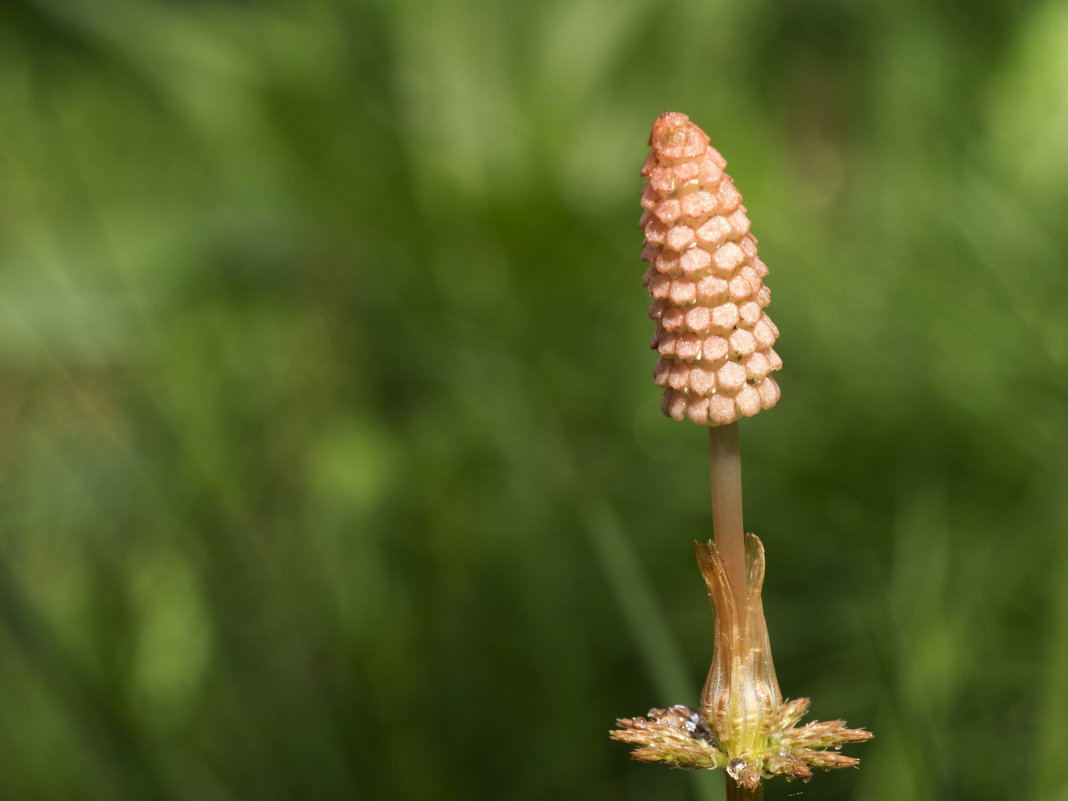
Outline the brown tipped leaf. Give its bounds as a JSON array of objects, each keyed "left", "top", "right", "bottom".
[{"left": 612, "top": 536, "right": 872, "bottom": 786}]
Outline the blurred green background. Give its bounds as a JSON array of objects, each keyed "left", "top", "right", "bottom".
[{"left": 2, "top": 0, "right": 1067, "bottom": 799}]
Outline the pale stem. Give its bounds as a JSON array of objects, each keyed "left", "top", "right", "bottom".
[
  {"left": 708, "top": 422, "right": 746, "bottom": 613},
  {"left": 709, "top": 422, "right": 763, "bottom": 801},
  {"left": 724, "top": 776, "right": 763, "bottom": 801}
]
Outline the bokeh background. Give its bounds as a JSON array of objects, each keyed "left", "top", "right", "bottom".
[{"left": 2, "top": 0, "right": 1067, "bottom": 799}]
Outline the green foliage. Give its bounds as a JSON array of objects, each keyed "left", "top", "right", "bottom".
[{"left": 1, "top": 0, "right": 1066, "bottom": 798}]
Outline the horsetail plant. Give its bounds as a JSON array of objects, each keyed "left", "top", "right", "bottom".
[{"left": 610, "top": 112, "right": 872, "bottom": 800}]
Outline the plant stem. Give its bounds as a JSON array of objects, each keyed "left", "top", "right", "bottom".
[
  {"left": 724, "top": 776, "right": 763, "bottom": 801},
  {"left": 709, "top": 422, "right": 764, "bottom": 800},
  {"left": 708, "top": 422, "right": 746, "bottom": 613}
]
